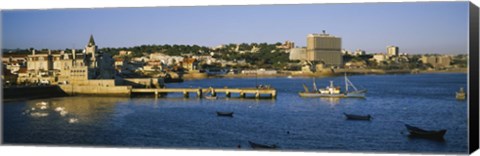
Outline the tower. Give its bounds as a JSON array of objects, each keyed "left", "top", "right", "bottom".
[
  {"left": 306, "top": 31, "right": 343, "bottom": 67},
  {"left": 85, "top": 34, "right": 97, "bottom": 55},
  {"left": 85, "top": 35, "right": 98, "bottom": 55},
  {"left": 387, "top": 46, "right": 399, "bottom": 57},
  {"left": 85, "top": 34, "right": 98, "bottom": 68}
]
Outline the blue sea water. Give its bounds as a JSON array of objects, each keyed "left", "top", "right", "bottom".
[{"left": 2, "top": 73, "right": 468, "bottom": 154}]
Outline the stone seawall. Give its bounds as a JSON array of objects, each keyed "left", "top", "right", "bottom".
[
  {"left": 3, "top": 86, "right": 68, "bottom": 101},
  {"left": 58, "top": 85, "right": 131, "bottom": 96},
  {"left": 332, "top": 69, "right": 411, "bottom": 75}
]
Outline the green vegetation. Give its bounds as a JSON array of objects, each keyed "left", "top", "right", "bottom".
[
  {"left": 100, "top": 42, "right": 291, "bottom": 69},
  {"left": 100, "top": 44, "right": 211, "bottom": 58}
]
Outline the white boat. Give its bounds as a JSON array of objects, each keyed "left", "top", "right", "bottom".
[
  {"left": 205, "top": 95, "right": 218, "bottom": 100},
  {"left": 456, "top": 87, "right": 466, "bottom": 100},
  {"left": 205, "top": 87, "right": 218, "bottom": 100},
  {"left": 299, "top": 74, "right": 367, "bottom": 98}
]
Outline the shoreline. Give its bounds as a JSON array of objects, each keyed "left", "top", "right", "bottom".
[
  {"left": 179, "top": 69, "right": 468, "bottom": 80},
  {"left": 2, "top": 86, "right": 69, "bottom": 102},
  {"left": 417, "top": 70, "right": 469, "bottom": 74}
]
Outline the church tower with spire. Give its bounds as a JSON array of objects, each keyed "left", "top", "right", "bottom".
[
  {"left": 85, "top": 34, "right": 98, "bottom": 68},
  {"left": 85, "top": 34, "right": 97, "bottom": 55}
]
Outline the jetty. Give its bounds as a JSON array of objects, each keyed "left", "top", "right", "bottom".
[{"left": 131, "top": 87, "right": 277, "bottom": 99}]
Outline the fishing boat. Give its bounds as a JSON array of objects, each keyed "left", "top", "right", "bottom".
[
  {"left": 205, "top": 95, "right": 218, "bottom": 100},
  {"left": 216, "top": 111, "right": 233, "bottom": 117},
  {"left": 248, "top": 141, "right": 277, "bottom": 149},
  {"left": 205, "top": 87, "right": 218, "bottom": 100},
  {"left": 299, "top": 74, "right": 367, "bottom": 98},
  {"left": 405, "top": 124, "right": 447, "bottom": 140},
  {"left": 343, "top": 113, "right": 372, "bottom": 121},
  {"left": 456, "top": 87, "right": 466, "bottom": 100}
]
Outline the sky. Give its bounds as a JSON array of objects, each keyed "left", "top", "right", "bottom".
[{"left": 1, "top": 2, "right": 469, "bottom": 54}]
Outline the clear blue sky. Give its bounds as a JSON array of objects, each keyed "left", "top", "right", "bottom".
[{"left": 1, "top": 2, "right": 469, "bottom": 54}]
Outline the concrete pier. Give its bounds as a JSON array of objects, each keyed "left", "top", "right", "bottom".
[
  {"left": 197, "top": 89, "right": 203, "bottom": 98},
  {"left": 240, "top": 92, "right": 246, "bottom": 98},
  {"left": 131, "top": 87, "right": 276, "bottom": 99}
]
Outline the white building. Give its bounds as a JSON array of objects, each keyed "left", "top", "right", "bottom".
[
  {"left": 149, "top": 52, "right": 183, "bottom": 65},
  {"left": 341, "top": 49, "right": 351, "bottom": 55},
  {"left": 193, "top": 55, "right": 217, "bottom": 65},
  {"left": 419, "top": 55, "right": 452, "bottom": 68},
  {"left": 132, "top": 56, "right": 150, "bottom": 62},
  {"left": 118, "top": 50, "right": 132, "bottom": 56},
  {"left": 306, "top": 31, "right": 343, "bottom": 66},
  {"left": 387, "top": 46, "right": 399, "bottom": 57},
  {"left": 354, "top": 49, "right": 366, "bottom": 56},
  {"left": 210, "top": 44, "right": 225, "bottom": 50},
  {"left": 372, "top": 54, "right": 387, "bottom": 63},
  {"left": 289, "top": 48, "right": 307, "bottom": 61}
]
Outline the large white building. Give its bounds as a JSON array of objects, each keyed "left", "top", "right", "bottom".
[
  {"left": 306, "top": 31, "right": 343, "bottom": 66},
  {"left": 387, "top": 46, "right": 399, "bottom": 57}
]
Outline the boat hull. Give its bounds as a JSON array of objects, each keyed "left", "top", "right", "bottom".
[
  {"left": 248, "top": 141, "right": 277, "bottom": 150},
  {"left": 456, "top": 92, "right": 465, "bottom": 100},
  {"left": 299, "top": 92, "right": 345, "bottom": 98},
  {"left": 405, "top": 124, "right": 446, "bottom": 140},
  {"left": 344, "top": 113, "right": 371, "bottom": 120},
  {"left": 299, "top": 91, "right": 365, "bottom": 98},
  {"left": 216, "top": 111, "right": 233, "bottom": 117},
  {"left": 205, "top": 96, "right": 218, "bottom": 100}
]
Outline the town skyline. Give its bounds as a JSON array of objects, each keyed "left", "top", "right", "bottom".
[{"left": 2, "top": 2, "right": 469, "bottom": 54}]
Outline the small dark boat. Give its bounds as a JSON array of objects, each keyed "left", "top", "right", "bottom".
[
  {"left": 216, "top": 111, "right": 233, "bottom": 117},
  {"left": 248, "top": 141, "right": 277, "bottom": 150},
  {"left": 343, "top": 113, "right": 372, "bottom": 121},
  {"left": 405, "top": 124, "right": 447, "bottom": 140}
]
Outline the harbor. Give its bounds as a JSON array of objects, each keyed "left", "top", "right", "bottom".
[
  {"left": 3, "top": 74, "right": 468, "bottom": 153},
  {"left": 1, "top": 2, "right": 472, "bottom": 154}
]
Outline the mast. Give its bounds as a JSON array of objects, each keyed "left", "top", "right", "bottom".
[
  {"left": 255, "top": 66, "right": 258, "bottom": 88},
  {"left": 346, "top": 77, "right": 359, "bottom": 91},
  {"left": 303, "top": 84, "right": 310, "bottom": 92},
  {"left": 345, "top": 73, "right": 360, "bottom": 92},
  {"left": 312, "top": 78, "right": 318, "bottom": 91},
  {"left": 345, "top": 73, "right": 348, "bottom": 93}
]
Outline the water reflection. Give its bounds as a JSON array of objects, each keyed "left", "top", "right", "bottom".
[
  {"left": 319, "top": 97, "right": 341, "bottom": 105},
  {"left": 23, "top": 96, "right": 130, "bottom": 124}
]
